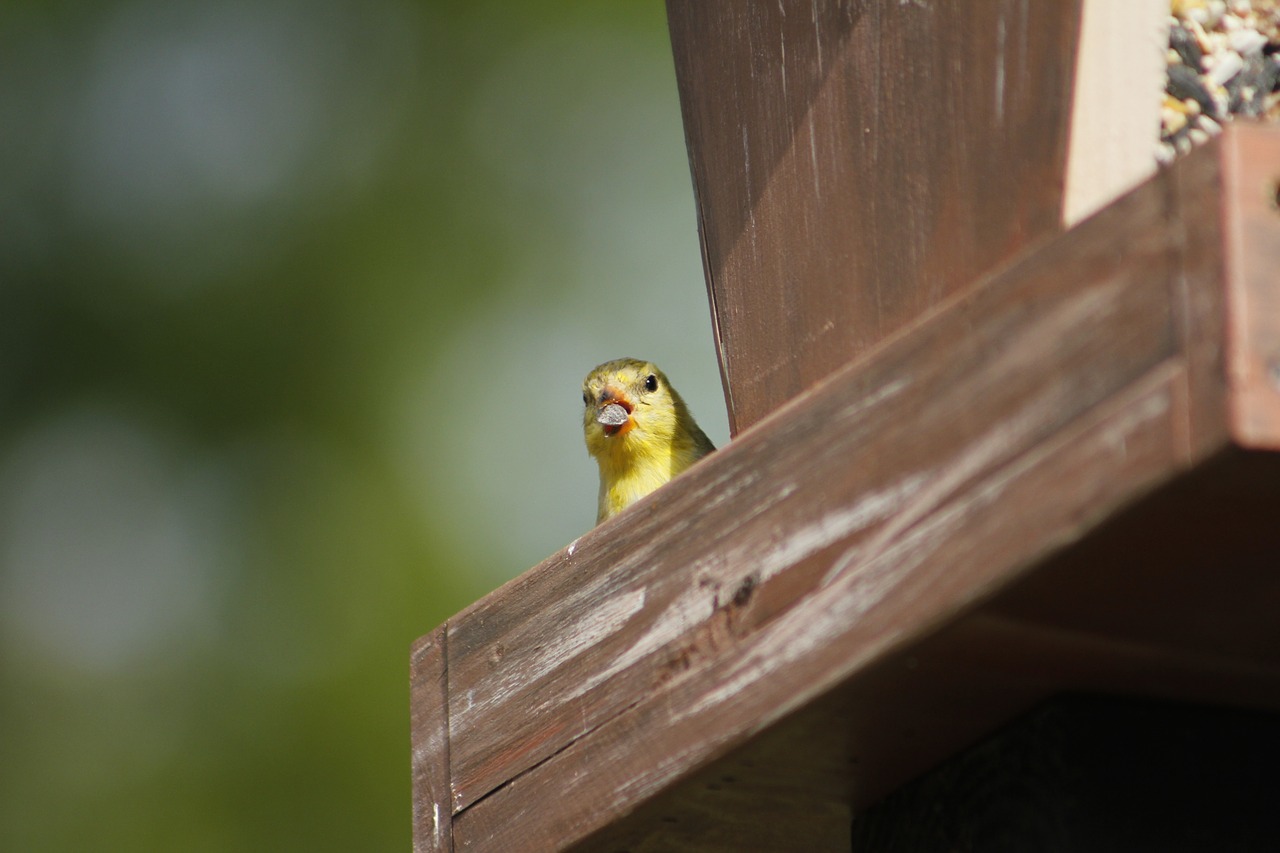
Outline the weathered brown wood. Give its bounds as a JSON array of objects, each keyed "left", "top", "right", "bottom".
[
  {"left": 566, "top": 639, "right": 1049, "bottom": 853},
  {"left": 410, "top": 627, "right": 452, "bottom": 853},
  {"left": 906, "top": 136, "right": 1280, "bottom": 851},
  {"left": 982, "top": 446, "right": 1280, "bottom": 677},
  {"left": 456, "top": 368, "right": 1194, "bottom": 852},
  {"left": 445, "top": 159, "right": 1182, "bottom": 819},
  {"left": 1223, "top": 124, "right": 1280, "bottom": 448},
  {"left": 1169, "top": 113, "right": 1233, "bottom": 460},
  {"left": 570, "top": 450, "right": 1280, "bottom": 852},
  {"left": 425, "top": 133, "right": 1280, "bottom": 851},
  {"left": 666, "top": 0, "right": 1083, "bottom": 434}
]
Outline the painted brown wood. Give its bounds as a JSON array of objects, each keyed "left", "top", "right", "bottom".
[
  {"left": 1223, "top": 125, "right": 1280, "bottom": 448},
  {"left": 1169, "top": 115, "right": 1233, "bottom": 460},
  {"left": 840, "top": 442, "right": 1280, "bottom": 848},
  {"left": 666, "top": 0, "right": 1082, "bottom": 434},
  {"left": 445, "top": 159, "right": 1181, "bottom": 818},
  {"left": 409, "top": 133, "right": 1280, "bottom": 852},
  {"left": 460, "top": 369, "right": 1193, "bottom": 852},
  {"left": 410, "top": 627, "right": 452, "bottom": 853}
]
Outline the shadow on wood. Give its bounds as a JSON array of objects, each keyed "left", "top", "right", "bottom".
[
  {"left": 668, "top": 1, "right": 1082, "bottom": 433},
  {"left": 850, "top": 695, "right": 1280, "bottom": 852},
  {"left": 412, "top": 128, "right": 1280, "bottom": 851}
]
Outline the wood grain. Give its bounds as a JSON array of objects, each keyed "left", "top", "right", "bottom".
[
  {"left": 427, "top": 128, "right": 1269, "bottom": 850},
  {"left": 1222, "top": 125, "right": 1280, "bottom": 448},
  {"left": 410, "top": 128, "right": 1280, "bottom": 850},
  {"left": 445, "top": 159, "right": 1182, "bottom": 816},
  {"left": 983, "top": 445, "right": 1280, "bottom": 677},
  {"left": 458, "top": 369, "right": 1192, "bottom": 851},
  {"left": 410, "top": 627, "right": 452, "bottom": 853},
  {"left": 1169, "top": 112, "right": 1232, "bottom": 460},
  {"left": 667, "top": 0, "right": 1082, "bottom": 434}
]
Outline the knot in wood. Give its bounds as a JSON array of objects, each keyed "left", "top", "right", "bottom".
[{"left": 731, "top": 574, "right": 757, "bottom": 608}]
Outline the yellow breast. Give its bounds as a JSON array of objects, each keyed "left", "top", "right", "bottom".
[
  {"left": 582, "top": 358, "right": 716, "bottom": 524},
  {"left": 595, "top": 435, "right": 702, "bottom": 522}
]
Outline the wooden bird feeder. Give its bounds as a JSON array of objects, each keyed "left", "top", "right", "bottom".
[{"left": 412, "top": 2, "right": 1280, "bottom": 849}]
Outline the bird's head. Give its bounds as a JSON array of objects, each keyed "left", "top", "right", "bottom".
[{"left": 581, "top": 358, "right": 681, "bottom": 461}]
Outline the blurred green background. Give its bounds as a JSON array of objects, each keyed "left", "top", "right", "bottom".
[{"left": 0, "top": 0, "right": 727, "bottom": 848}]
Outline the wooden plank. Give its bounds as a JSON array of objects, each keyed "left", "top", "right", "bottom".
[
  {"left": 445, "top": 178, "right": 1180, "bottom": 814},
  {"left": 407, "top": 131, "right": 1280, "bottom": 849},
  {"left": 574, "top": 451, "right": 1280, "bottom": 851},
  {"left": 982, "top": 446, "right": 1280, "bottom": 675},
  {"left": 439, "top": 138, "right": 1237, "bottom": 848},
  {"left": 666, "top": 0, "right": 1082, "bottom": 433},
  {"left": 468, "top": 418, "right": 1280, "bottom": 852},
  {"left": 566, "top": 638, "right": 1050, "bottom": 853},
  {"left": 456, "top": 367, "right": 1195, "bottom": 851},
  {"left": 1169, "top": 109, "right": 1233, "bottom": 460},
  {"left": 1062, "top": 0, "right": 1168, "bottom": 225},
  {"left": 410, "top": 627, "right": 453, "bottom": 853},
  {"left": 1223, "top": 125, "right": 1280, "bottom": 448}
]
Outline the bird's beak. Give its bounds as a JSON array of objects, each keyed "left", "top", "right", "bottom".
[{"left": 595, "top": 388, "right": 634, "bottom": 437}]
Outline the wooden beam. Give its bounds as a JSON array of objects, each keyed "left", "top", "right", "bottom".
[
  {"left": 408, "top": 128, "right": 1280, "bottom": 851},
  {"left": 1224, "top": 126, "right": 1280, "bottom": 447},
  {"left": 451, "top": 182, "right": 1177, "bottom": 816},
  {"left": 410, "top": 627, "right": 453, "bottom": 853},
  {"left": 667, "top": 0, "right": 1082, "bottom": 433}
]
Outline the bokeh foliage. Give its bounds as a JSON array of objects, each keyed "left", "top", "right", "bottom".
[{"left": 0, "top": 1, "right": 725, "bottom": 848}]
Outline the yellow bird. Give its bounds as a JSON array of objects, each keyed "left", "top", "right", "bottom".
[{"left": 582, "top": 358, "right": 716, "bottom": 524}]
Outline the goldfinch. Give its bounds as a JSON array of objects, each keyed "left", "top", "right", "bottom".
[{"left": 582, "top": 358, "right": 715, "bottom": 524}]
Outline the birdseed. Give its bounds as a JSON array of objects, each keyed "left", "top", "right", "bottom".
[{"left": 1161, "top": 0, "right": 1280, "bottom": 163}]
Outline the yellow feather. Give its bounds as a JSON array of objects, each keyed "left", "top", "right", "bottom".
[{"left": 582, "top": 358, "right": 715, "bottom": 524}]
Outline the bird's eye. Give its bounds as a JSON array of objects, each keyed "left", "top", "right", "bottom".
[
  {"left": 582, "top": 391, "right": 590, "bottom": 406},
  {"left": 644, "top": 374, "right": 658, "bottom": 392}
]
